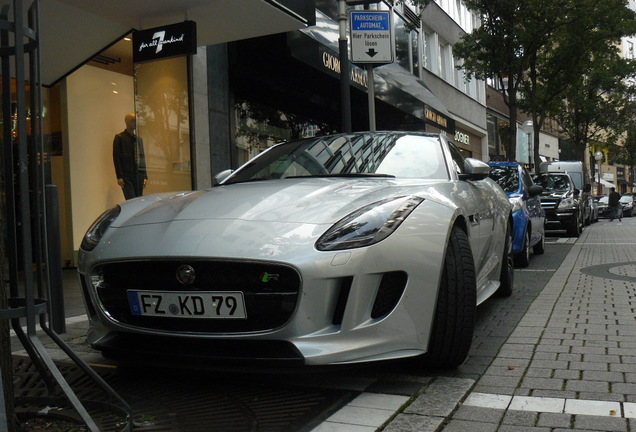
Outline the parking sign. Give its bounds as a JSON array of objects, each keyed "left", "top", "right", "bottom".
[{"left": 350, "top": 11, "right": 393, "bottom": 64}]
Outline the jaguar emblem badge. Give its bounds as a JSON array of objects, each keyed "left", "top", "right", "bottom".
[{"left": 176, "top": 264, "right": 196, "bottom": 285}]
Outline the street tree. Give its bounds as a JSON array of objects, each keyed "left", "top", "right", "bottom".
[
  {"left": 549, "top": 52, "right": 636, "bottom": 163},
  {"left": 452, "top": 0, "right": 636, "bottom": 168},
  {"left": 518, "top": 0, "right": 636, "bottom": 171},
  {"left": 452, "top": 0, "right": 566, "bottom": 161}
]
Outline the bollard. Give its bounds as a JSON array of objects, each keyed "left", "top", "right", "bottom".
[{"left": 45, "top": 184, "right": 65, "bottom": 334}]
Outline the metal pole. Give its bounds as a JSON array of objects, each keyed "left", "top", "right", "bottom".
[
  {"left": 363, "top": 1, "right": 375, "bottom": 132},
  {"left": 338, "top": 0, "right": 352, "bottom": 133},
  {"left": 45, "top": 185, "right": 65, "bottom": 333},
  {"left": 366, "top": 64, "right": 376, "bottom": 131}
]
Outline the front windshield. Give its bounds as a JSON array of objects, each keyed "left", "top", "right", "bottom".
[
  {"left": 488, "top": 166, "right": 519, "bottom": 193},
  {"left": 620, "top": 195, "right": 633, "bottom": 203},
  {"left": 224, "top": 133, "right": 450, "bottom": 184},
  {"left": 599, "top": 196, "right": 608, "bottom": 204},
  {"left": 533, "top": 174, "right": 571, "bottom": 192}
]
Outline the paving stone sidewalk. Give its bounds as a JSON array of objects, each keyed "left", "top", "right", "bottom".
[{"left": 429, "top": 221, "right": 636, "bottom": 432}]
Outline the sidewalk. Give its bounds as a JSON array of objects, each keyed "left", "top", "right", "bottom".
[{"left": 419, "top": 219, "right": 636, "bottom": 432}]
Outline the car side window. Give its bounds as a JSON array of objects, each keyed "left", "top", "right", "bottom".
[{"left": 447, "top": 143, "right": 466, "bottom": 175}]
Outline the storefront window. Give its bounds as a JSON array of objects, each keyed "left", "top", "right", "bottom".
[
  {"left": 234, "top": 98, "right": 335, "bottom": 166},
  {"left": 134, "top": 56, "right": 191, "bottom": 193}
]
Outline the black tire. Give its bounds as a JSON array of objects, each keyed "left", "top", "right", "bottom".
[
  {"left": 514, "top": 229, "right": 530, "bottom": 268},
  {"left": 566, "top": 213, "right": 580, "bottom": 237},
  {"left": 496, "top": 221, "right": 514, "bottom": 297},
  {"left": 420, "top": 226, "right": 476, "bottom": 369},
  {"left": 533, "top": 233, "right": 545, "bottom": 255}
]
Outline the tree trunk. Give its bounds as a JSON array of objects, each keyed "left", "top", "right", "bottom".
[{"left": 507, "top": 94, "right": 518, "bottom": 162}]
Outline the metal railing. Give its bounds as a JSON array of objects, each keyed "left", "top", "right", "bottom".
[{"left": 0, "top": 1, "right": 131, "bottom": 430}]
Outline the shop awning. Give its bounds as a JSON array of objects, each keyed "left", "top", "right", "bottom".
[
  {"left": 37, "top": 0, "right": 315, "bottom": 86},
  {"left": 598, "top": 178, "right": 615, "bottom": 188},
  {"left": 294, "top": 10, "right": 454, "bottom": 133}
]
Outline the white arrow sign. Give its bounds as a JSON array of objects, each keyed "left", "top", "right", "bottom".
[{"left": 350, "top": 11, "right": 393, "bottom": 64}]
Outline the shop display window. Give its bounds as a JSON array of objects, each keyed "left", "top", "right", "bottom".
[
  {"left": 234, "top": 98, "right": 335, "bottom": 166},
  {"left": 135, "top": 56, "right": 192, "bottom": 194}
]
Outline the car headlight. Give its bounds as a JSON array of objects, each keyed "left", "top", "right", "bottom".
[
  {"left": 80, "top": 206, "right": 121, "bottom": 251},
  {"left": 316, "top": 196, "right": 424, "bottom": 251},
  {"left": 557, "top": 196, "right": 575, "bottom": 210},
  {"left": 509, "top": 196, "right": 524, "bottom": 213}
]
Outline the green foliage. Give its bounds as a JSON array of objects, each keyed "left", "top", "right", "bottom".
[{"left": 453, "top": 0, "right": 636, "bottom": 163}]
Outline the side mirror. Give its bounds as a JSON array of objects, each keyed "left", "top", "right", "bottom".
[
  {"left": 528, "top": 184, "right": 543, "bottom": 197},
  {"left": 583, "top": 184, "right": 592, "bottom": 193},
  {"left": 213, "top": 169, "right": 234, "bottom": 186},
  {"left": 573, "top": 188, "right": 580, "bottom": 196},
  {"left": 460, "top": 158, "right": 490, "bottom": 181}
]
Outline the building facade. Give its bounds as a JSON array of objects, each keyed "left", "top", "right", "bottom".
[{"left": 35, "top": 0, "right": 490, "bottom": 266}]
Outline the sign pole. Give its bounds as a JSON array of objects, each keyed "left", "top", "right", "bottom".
[
  {"left": 338, "top": 0, "right": 352, "bottom": 133},
  {"left": 350, "top": 8, "right": 392, "bottom": 132},
  {"left": 367, "top": 64, "right": 376, "bottom": 131}
]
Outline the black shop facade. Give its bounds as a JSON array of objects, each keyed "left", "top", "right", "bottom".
[{"left": 225, "top": 25, "right": 455, "bottom": 167}]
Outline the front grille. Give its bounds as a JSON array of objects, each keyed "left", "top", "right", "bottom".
[
  {"left": 540, "top": 197, "right": 558, "bottom": 210},
  {"left": 91, "top": 260, "right": 301, "bottom": 333}
]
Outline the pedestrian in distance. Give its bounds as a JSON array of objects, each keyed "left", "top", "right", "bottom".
[
  {"left": 608, "top": 187, "right": 621, "bottom": 221},
  {"left": 113, "top": 113, "right": 147, "bottom": 200}
]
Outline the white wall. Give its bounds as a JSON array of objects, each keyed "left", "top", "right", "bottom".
[
  {"left": 63, "top": 65, "right": 134, "bottom": 252},
  {"left": 539, "top": 133, "right": 560, "bottom": 162}
]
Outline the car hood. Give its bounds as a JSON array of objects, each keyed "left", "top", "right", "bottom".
[{"left": 113, "top": 178, "right": 451, "bottom": 228}]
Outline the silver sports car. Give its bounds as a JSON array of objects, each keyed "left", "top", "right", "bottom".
[{"left": 79, "top": 131, "right": 513, "bottom": 369}]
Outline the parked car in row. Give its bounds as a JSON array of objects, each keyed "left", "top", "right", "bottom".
[
  {"left": 532, "top": 172, "right": 584, "bottom": 237},
  {"left": 488, "top": 162, "right": 545, "bottom": 268},
  {"left": 79, "top": 131, "right": 515, "bottom": 369},
  {"left": 620, "top": 194, "right": 635, "bottom": 217},
  {"left": 591, "top": 197, "right": 599, "bottom": 222},
  {"left": 596, "top": 194, "right": 633, "bottom": 218},
  {"left": 539, "top": 161, "right": 593, "bottom": 225}
]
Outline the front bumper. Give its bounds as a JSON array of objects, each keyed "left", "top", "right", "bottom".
[
  {"left": 78, "top": 209, "right": 453, "bottom": 366},
  {"left": 544, "top": 207, "right": 576, "bottom": 229}
]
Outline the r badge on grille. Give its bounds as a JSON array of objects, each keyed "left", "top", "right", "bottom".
[{"left": 176, "top": 264, "right": 196, "bottom": 285}]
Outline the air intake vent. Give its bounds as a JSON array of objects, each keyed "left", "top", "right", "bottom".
[
  {"left": 371, "top": 271, "right": 408, "bottom": 319},
  {"left": 332, "top": 277, "right": 353, "bottom": 325}
]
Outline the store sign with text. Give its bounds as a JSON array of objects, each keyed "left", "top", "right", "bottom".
[{"left": 133, "top": 21, "right": 197, "bottom": 63}]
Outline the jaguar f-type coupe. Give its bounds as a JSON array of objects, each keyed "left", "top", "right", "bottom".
[{"left": 79, "top": 131, "right": 513, "bottom": 369}]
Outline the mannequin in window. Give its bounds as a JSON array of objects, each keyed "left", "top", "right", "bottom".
[{"left": 113, "top": 113, "right": 147, "bottom": 199}]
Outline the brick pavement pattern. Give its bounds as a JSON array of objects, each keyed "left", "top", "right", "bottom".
[{"left": 437, "top": 221, "right": 636, "bottom": 431}]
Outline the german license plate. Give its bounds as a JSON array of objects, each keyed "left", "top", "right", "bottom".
[{"left": 127, "top": 290, "right": 247, "bottom": 319}]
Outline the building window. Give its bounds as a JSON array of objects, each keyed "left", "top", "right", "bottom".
[
  {"left": 394, "top": 13, "right": 420, "bottom": 76},
  {"left": 423, "top": 31, "right": 434, "bottom": 71},
  {"left": 439, "top": 42, "right": 452, "bottom": 83}
]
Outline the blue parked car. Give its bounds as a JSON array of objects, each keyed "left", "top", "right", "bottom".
[{"left": 488, "top": 162, "right": 546, "bottom": 267}]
